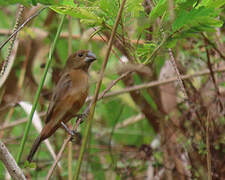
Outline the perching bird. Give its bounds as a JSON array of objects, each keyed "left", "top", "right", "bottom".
[{"left": 27, "top": 50, "right": 96, "bottom": 162}]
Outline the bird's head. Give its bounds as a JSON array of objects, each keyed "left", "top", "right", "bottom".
[{"left": 66, "top": 50, "right": 96, "bottom": 71}]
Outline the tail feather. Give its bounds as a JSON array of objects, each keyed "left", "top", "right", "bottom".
[{"left": 27, "top": 136, "right": 42, "bottom": 162}]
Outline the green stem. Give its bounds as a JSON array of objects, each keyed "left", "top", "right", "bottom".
[
  {"left": 16, "top": 14, "right": 65, "bottom": 163},
  {"left": 73, "top": 103, "right": 96, "bottom": 180},
  {"left": 73, "top": 0, "right": 127, "bottom": 179}
]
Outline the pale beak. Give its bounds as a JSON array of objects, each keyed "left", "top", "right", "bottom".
[{"left": 85, "top": 51, "right": 96, "bottom": 63}]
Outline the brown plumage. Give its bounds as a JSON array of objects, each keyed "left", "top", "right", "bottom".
[{"left": 27, "top": 50, "right": 96, "bottom": 162}]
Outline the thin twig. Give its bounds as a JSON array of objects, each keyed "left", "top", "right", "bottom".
[
  {"left": 0, "top": 118, "right": 27, "bottom": 131},
  {"left": 0, "top": 108, "right": 15, "bottom": 138},
  {"left": 206, "top": 112, "right": 212, "bottom": 180},
  {"left": 92, "top": 27, "right": 123, "bottom": 63},
  {"left": 0, "top": 102, "right": 16, "bottom": 112},
  {"left": 202, "top": 33, "right": 225, "bottom": 61},
  {"left": 204, "top": 34, "right": 224, "bottom": 111},
  {"left": 115, "top": 113, "right": 145, "bottom": 129},
  {"left": 46, "top": 117, "right": 83, "bottom": 180},
  {"left": 0, "top": 28, "right": 144, "bottom": 45},
  {"left": 85, "top": 70, "right": 133, "bottom": 103},
  {"left": 46, "top": 138, "right": 70, "bottom": 180},
  {"left": 0, "top": 141, "right": 26, "bottom": 180},
  {"left": 0, "top": 7, "right": 46, "bottom": 50},
  {"left": 100, "top": 66, "right": 225, "bottom": 99},
  {"left": 99, "top": 71, "right": 132, "bottom": 99},
  {"left": 73, "top": 0, "right": 127, "bottom": 179},
  {"left": 168, "top": 48, "right": 188, "bottom": 99},
  {"left": 143, "top": 31, "right": 178, "bottom": 64},
  {"left": 0, "top": 112, "right": 45, "bottom": 131},
  {"left": 205, "top": 44, "right": 220, "bottom": 95},
  {"left": 46, "top": 137, "right": 70, "bottom": 180}
]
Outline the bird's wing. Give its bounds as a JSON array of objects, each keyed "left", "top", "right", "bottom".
[{"left": 45, "top": 73, "right": 72, "bottom": 124}]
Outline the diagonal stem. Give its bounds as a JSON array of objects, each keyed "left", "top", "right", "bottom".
[
  {"left": 0, "top": 7, "right": 46, "bottom": 51},
  {"left": 73, "top": 0, "right": 127, "bottom": 179},
  {"left": 16, "top": 14, "right": 65, "bottom": 163}
]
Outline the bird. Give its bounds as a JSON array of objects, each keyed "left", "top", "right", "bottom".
[{"left": 27, "top": 50, "right": 96, "bottom": 162}]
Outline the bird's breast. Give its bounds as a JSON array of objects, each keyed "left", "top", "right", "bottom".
[
  {"left": 69, "top": 69, "right": 89, "bottom": 90},
  {"left": 67, "top": 69, "right": 89, "bottom": 114}
]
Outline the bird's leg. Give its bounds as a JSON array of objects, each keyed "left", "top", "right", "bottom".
[
  {"left": 61, "top": 122, "right": 75, "bottom": 136},
  {"left": 75, "top": 113, "right": 88, "bottom": 124},
  {"left": 61, "top": 122, "right": 80, "bottom": 142}
]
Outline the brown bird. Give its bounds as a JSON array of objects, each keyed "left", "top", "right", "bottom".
[{"left": 27, "top": 50, "right": 96, "bottom": 162}]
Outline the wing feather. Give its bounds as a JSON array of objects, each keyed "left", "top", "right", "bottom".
[{"left": 45, "top": 73, "right": 72, "bottom": 123}]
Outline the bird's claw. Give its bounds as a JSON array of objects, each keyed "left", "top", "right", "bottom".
[
  {"left": 61, "top": 122, "right": 76, "bottom": 138},
  {"left": 68, "top": 129, "right": 76, "bottom": 136},
  {"left": 69, "top": 130, "right": 78, "bottom": 141},
  {"left": 76, "top": 113, "right": 87, "bottom": 124},
  {"left": 76, "top": 113, "right": 87, "bottom": 119}
]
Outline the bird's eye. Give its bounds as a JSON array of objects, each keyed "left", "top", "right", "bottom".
[{"left": 78, "top": 53, "right": 83, "bottom": 57}]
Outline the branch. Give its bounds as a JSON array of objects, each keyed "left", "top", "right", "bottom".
[
  {"left": 203, "top": 34, "right": 224, "bottom": 111},
  {"left": 96, "top": 113, "right": 145, "bottom": 139},
  {"left": 0, "top": 28, "right": 144, "bottom": 45},
  {"left": 202, "top": 33, "right": 225, "bottom": 61},
  {"left": 0, "top": 111, "right": 45, "bottom": 131},
  {"left": 0, "top": 141, "right": 26, "bottom": 180},
  {"left": 101, "top": 66, "right": 225, "bottom": 99},
  {"left": 99, "top": 71, "right": 132, "bottom": 100},
  {"left": 168, "top": 48, "right": 188, "bottom": 99}
]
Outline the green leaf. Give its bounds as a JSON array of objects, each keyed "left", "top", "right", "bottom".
[
  {"left": 24, "top": 161, "right": 36, "bottom": 169},
  {"left": 50, "top": 5, "right": 103, "bottom": 26},
  {"left": 0, "top": 0, "right": 56, "bottom": 5},
  {"left": 166, "top": 37, "right": 178, "bottom": 48},
  {"left": 126, "top": 0, "right": 144, "bottom": 18},
  {"left": 0, "top": 0, "right": 30, "bottom": 5},
  {"left": 172, "top": 7, "right": 222, "bottom": 32},
  {"left": 136, "top": 43, "right": 157, "bottom": 63},
  {"left": 172, "top": 9, "right": 189, "bottom": 31},
  {"left": 198, "top": 0, "right": 225, "bottom": 8},
  {"left": 149, "top": 0, "right": 168, "bottom": 24},
  {"left": 97, "top": 0, "right": 119, "bottom": 18},
  {"left": 176, "top": 0, "right": 198, "bottom": 9}
]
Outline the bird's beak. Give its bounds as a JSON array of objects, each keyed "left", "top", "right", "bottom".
[{"left": 85, "top": 51, "right": 96, "bottom": 63}]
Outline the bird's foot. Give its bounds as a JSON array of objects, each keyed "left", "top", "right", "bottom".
[
  {"left": 76, "top": 113, "right": 88, "bottom": 119},
  {"left": 61, "top": 122, "right": 75, "bottom": 136},
  {"left": 75, "top": 113, "right": 88, "bottom": 124},
  {"left": 61, "top": 122, "right": 80, "bottom": 141},
  {"left": 70, "top": 132, "right": 81, "bottom": 143}
]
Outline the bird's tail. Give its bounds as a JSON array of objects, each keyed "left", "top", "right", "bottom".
[{"left": 27, "top": 136, "right": 42, "bottom": 162}]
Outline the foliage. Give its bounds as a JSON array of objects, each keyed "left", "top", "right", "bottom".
[{"left": 0, "top": 0, "right": 225, "bottom": 179}]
